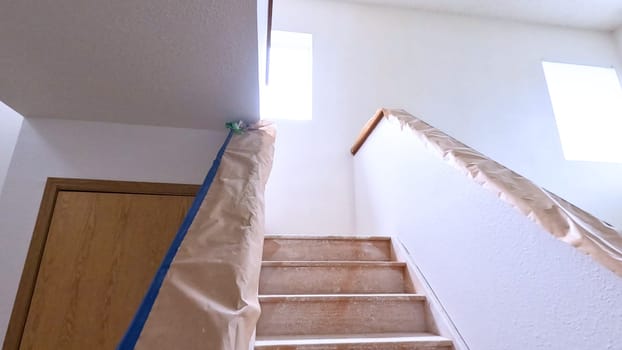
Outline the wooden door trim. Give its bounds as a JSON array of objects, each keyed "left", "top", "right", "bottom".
[{"left": 3, "top": 178, "right": 200, "bottom": 350}]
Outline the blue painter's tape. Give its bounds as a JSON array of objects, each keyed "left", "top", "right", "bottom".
[{"left": 117, "top": 131, "right": 234, "bottom": 349}]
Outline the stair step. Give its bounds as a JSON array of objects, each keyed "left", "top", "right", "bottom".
[
  {"left": 263, "top": 236, "right": 392, "bottom": 261},
  {"left": 260, "top": 261, "right": 411, "bottom": 294},
  {"left": 257, "top": 294, "right": 427, "bottom": 337},
  {"left": 255, "top": 333, "right": 453, "bottom": 350}
]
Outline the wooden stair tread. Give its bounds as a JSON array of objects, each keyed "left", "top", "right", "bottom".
[
  {"left": 263, "top": 237, "right": 393, "bottom": 261},
  {"left": 265, "top": 235, "right": 391, "bottom": 241},
  {"left": 259, "top": 294, "right": 426, "bottom": 302},
  {"left": 260, "top": 261, "right": 411, "bottom": 294},
  {"left": 257, "top": 294, "right": 427, "bottom": 336},
  {"left": 262, "top": 261, "right": 405, "bottom": 267},
  {"left": 255, "top": 333, "right": 452, "bottom": 346}
]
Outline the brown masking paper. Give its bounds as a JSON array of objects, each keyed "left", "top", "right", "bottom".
[
  {"left": 135, "top": 122, "right": 275, "bottom": 350},
  {"left": 376, "top": 109, "right": 622, "bottom": 277}
]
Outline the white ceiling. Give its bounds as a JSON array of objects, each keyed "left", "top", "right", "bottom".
[
  {"left": 341, "top": 0, "right": 622, "bottom": 31},
  {"left": 0, "top": 0, "right": 263, "bottom": 129}
]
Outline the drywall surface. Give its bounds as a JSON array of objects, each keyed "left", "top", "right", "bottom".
[
  {"left": 334, "top": 0, "right": 622, "bottom": 30},
  {"left": 0, "top": 0, "right": 260, "bottom": 129},
  {"left": 354, "top": 119, "right": 622, "bottom": 349},
  {"left": 265, "top": 119, "right": 356, "bottom": 235},
  {"left": 272, "top": 0, "right": 622, "bottom": 232},
  {"left": 0, "top": 102, "right": 23, "bottom": 195},
  {"left": 0, "top": 118, "right": 228, "bottom": 344},
  {"left": 615, "top": 27, "right": 622, "bottom": 60},
  {"left": 257, "top": 0, "right": 269, "bottom": 88}
]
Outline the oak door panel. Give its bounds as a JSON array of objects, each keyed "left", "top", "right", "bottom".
[{"left": 19, "top": 191, "right": 193, "bottom": 350}]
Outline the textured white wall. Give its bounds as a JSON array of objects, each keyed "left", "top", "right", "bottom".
[
  {"left": 0, "top": 0, "right": 261, "bottom": 130},
  {"left": 615, "top": 27, "right": 622, "bottom": 60},
  {"left": 272, "top": 0, "right": 622, "bottom": 231},
  {"left": 0, "top": 102, "right": 23, "bottom": 195},
  {"left": 354, "top": 119, "right": 622, "bottom": 349},
  {"left": 0, "top": 118, "right": 228, "bottom": 344}
]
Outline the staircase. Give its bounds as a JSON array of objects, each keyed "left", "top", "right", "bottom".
[{"left": 255, "top": 235, "right": 453, "bottom": 350}]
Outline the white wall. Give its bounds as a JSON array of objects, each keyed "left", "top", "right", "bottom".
[
  {"left": 354, "top": 119, "right": 622, "bottom": 349},
  {"left": 257, "top": 0, "right": 269, "bottom": 88},
  {"left": 271, "top": 0, "right": 622, "bottom": 231},
  {"left": 615, "top": 27, "right": 622, "bottom": 60},
  {"left": 0, "top": 118, "right": 228, "bottom": 344},
  {"left": 0, "top": 102, "right": 24, "bottom": 195},
  {"left": 265, "top": 119, "right": 356, "bottom": 234}
]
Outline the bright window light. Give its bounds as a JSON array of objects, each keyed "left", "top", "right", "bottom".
[
  {"left": 542, "top": 61, "right": 622, "bottom": 163},
  {"left": 261, "top": 31, "right": 312, "bottom": 120}
]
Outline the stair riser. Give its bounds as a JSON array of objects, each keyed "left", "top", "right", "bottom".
[
  {"left": 257, "top": 297, "right": 426, "bottom": 336},
  {"left": 255, "top": 344, "right": 452, "bottom": 350},
  {"left": 263, "top": 239, "right": 392, "bottom": 261},
  {"left": 260, "top": 265, "right": 408, "bottom": 294}
]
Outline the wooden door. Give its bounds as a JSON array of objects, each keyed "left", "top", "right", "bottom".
[{"left": 4, "top": 179, "right": 197, "bottom": 350}]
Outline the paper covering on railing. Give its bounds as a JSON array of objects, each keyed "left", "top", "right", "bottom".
[
  {"left": 378, "top": 109, "right": 622, "bottom": 277},
  {"left": 118, "top": 122, "right": 276, "bottom": 350}
]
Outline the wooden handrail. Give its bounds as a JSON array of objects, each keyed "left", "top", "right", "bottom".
[{"left": 350, "top": 109, "right": 386, "bottom": 155}]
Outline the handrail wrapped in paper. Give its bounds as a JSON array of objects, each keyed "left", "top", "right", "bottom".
[
  {"left": 119, "top": 122, "right": 276, "bottom": 350},
  {"left": 354, "top": 109, "right": 622, "bottom": 277}
]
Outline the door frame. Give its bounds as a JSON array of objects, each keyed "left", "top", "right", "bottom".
[{"left": 3, "top": 178, "right": 200, "bottom": 350}]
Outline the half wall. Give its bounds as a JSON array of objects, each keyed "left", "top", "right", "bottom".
[{"left": 353, "top": 109, "right": 622, "bottom": 349}]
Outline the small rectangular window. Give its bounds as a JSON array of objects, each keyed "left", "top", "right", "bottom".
[
  {"left": 261, "top": 31, "right": 312, "bottom": 121},
  {"left": 542, "top": 61, "right": 622, "bottom": 163}
]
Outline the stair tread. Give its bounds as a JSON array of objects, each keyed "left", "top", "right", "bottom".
[
  {"left": 263, "top": 236, "right": 392, "bottom": 262},
  {"left": 262, "top": 261, "right": 405, "bottom": 267},
  {"left": 265, "top": 235, "right": 391, "bottom": 241},
  {"left": 255, "top": 333, "right": 452, "bottom": 346},
  {"left": 257, "top": 235, "right": 451, "bottom": 347},
  {"left": 259, "top": 294, "right": 426, "bottom": 302},
  {"left": 259, "top": 262, "right": 412, "bottom": 294}
]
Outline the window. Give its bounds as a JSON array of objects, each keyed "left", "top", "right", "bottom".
[
  {"left": 542, "top": 61, "right": 622, "bottom": 163},
  {"left": 261, "top": 31, "right": 312, "bottom": 120}
]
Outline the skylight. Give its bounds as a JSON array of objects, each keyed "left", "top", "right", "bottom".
[
  {"left": 542, "top": 61, "right": 622, "bottom": 163},
  {"left": 261, "top": 31, "right": 313, "bottom": 121}
]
